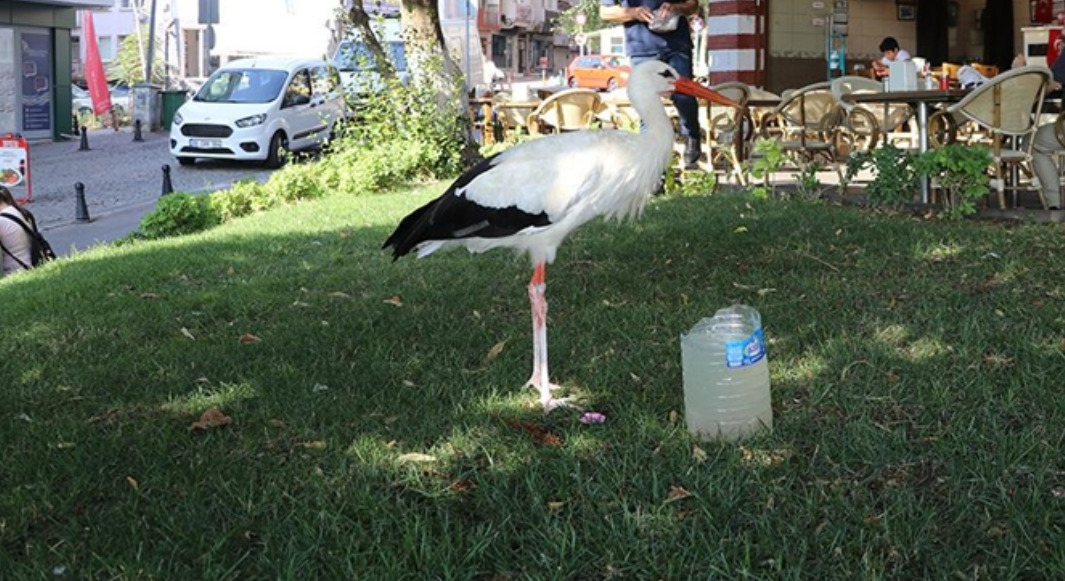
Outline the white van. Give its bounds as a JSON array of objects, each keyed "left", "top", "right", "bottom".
[
  {"left": 170, "top": 57, "right": 348, "bottom": 168},
  {"left": 332, "top": 18, "right": 408, "bottom": 102}
]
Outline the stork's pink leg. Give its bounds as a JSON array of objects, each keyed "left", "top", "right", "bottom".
[{"left": 525, "top": 263, "right": 574, "bottom": 412}]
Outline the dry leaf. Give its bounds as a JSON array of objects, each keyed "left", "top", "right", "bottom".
[
  {"left": 268, "top": 418, "right": 288, "bottom": 429},
  {"left": 668, "top": 410, "right": 680, "bottom": 424},
  {"left": 734, "top": 225, "right": 749, "bottom": 234},
  {"left": 189, "top": 408, "right": 232, "bottom": 431},
  {"left": 383, "top": 295, "right": 403, "bottom": 307},
  {"left": 239, "top": 333, "right": 261, "bottom": 344},
  {"left": 506, "top": 419, "right": 563, "bottom": 447},
  {"left": 397, "top": 452, "right": 437, "bottom": 463},
  {"left": 180, "top": 327, "right": 195, "bottom": 340},
  {"left": 546, "top": 501, "right": 565, "bottom": 511},
  {"left": 301, "top": 440, "right": 327, "bottom": 450},
  {"left": 126, "top": 476, "right": 139, "bottom": 490},
  {"left": 227, "top": 266, "right": 235, "bottom": 275},
  {"left": 692, "top": 446, "right": 708, "bottom": 463},
  {"left": 665, "top": 485, "right": 694, "bottom": 503},
  {"left": 385, "top": 440, "right": 398, "bottom": 449},
  {"left": 194, "top": 377, "right": 210, "bottom": 384},
  {"left": 449, "top": 479, "right": 476, "bottom": 492},
  {"left": 484, "top": 340, "right": 507, "bottom": 363},
  {"left": 329, "top": 291, "right": 352, "bottom": 299},
  {"left": 291, "top": 301, "right": 311, "bottom": 308}
]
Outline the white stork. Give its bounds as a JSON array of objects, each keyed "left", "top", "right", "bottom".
[{"left": 383, "top": 60, "right": 740, "bottom": 412}]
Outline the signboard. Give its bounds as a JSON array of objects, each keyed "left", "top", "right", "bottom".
[
  {"left": 0, "top": 133, "right": 32, "bottom": 203},
  {"left": 575, "top": 32, "right": 587, "bottom": 46},
  {"left": 20, "top": 32, "right": 51, "bottom": 133}
]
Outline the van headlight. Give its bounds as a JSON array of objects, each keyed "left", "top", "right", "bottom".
[
  {"left": 172, "top": 111, "right": 183, "bottom": 125},
  {"left": 235, "top": 113, "right": 267, "bottom": 128}
]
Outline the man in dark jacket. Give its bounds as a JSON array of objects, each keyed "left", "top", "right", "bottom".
[{"left": 600, "top": 0, "right": 702, "bottom": 169}]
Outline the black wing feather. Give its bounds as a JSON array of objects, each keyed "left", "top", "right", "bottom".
[{"left": 382, "top": 153, "right": 552, "bottom": 260}]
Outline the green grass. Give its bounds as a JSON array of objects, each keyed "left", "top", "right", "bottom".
[{"left": 3, "top": 187, "right": 1065, "bottom": 579}]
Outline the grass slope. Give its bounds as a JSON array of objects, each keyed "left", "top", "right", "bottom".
[{"left": 2, "top": 187, "right": 1065, "bottom": 579}]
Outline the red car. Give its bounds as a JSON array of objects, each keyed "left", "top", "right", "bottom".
[{"left": 565, "top": 54, "right": 631, "bottom": 91}]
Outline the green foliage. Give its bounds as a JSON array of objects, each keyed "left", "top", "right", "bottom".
[
  {"left": 557, "top": 0, "right": 608, "bottom": 36},
  {"left": 914, "top": 144, "right": 992, "bottom": 220},
  {"left": 747, "top": 138, "right": 786, "bottom": 199},
  {"left": 845, "top": 144, "right": 919, "bottom": 207},
  {"left": 137, "top": 193, "right": 220, "bottom": 240},
  {"left": 208, "top": 180, "right": 267, "bottom": 223},
  {"left": 666, "top": 168, "right": 717, "bottom": 196},
  {"left": 110, "top": 28, "right": 165, "bottom": 86},
  {"left": 793, "top": 161, "right": 825, "bottom": 200}
]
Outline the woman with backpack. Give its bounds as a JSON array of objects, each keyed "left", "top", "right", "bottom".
[{"left": 0, "top": 185, "right": 43, "bottom": 275}]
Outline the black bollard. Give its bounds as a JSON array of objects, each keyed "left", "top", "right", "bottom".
[
  {"left": 161, "top": 164, "right": 173, "bottom": 196},
  {"left": 78, "top": 127, "right": 90, "bottom": 151},
  {"left": 133, "top": 119, "right": 143, "bottom": 142},
  {"left": 74, "top": 182, "right": 91, "bottom": 223}
]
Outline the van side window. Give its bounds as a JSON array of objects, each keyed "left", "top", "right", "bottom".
[
  {"left": 283, "top": 70, "right": 312, "bottom": 108},
  {"left": 312, "top": 66, "right": 334, "bottom": 97}
]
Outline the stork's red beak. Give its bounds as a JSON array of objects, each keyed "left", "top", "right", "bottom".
[{"left": 673, "top": 77, "right": 742, "bottom": 109}]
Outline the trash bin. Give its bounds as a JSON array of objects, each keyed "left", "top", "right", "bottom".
[{"left": 160, "top": 89, "right": 188, "bottom": 130}]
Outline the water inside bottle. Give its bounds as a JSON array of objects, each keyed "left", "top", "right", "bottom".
[{"left": 681, "top": 305, "right": 772, "bottom": 441}]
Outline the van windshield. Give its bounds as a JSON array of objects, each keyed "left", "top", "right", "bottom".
[
  {"left": 333, "top": 41, "right": 406, "bottom": 72},
  {"left": 194, "top": 69, "right": 288, "bottom": 103}
]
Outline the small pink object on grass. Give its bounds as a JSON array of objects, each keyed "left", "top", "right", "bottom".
[{"left": 579, "top": 412, "right": 606, "bottom": 424}]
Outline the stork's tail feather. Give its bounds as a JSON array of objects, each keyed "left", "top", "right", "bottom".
[{"left": 382, "top": 200, "right": 436, "bottom": 261}]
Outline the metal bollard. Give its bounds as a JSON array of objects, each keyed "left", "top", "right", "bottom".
[
  {"left": 161, "top": 164, "right": 173, "bottom": 196},
  {"left": 74, "top": 182, "right": 91, "bottom": 222},
  {"left": 133, "top": 119, "right": 143, "bottom": 142},
  {"left": 78, "top": 127, "right": 90, "bottom": 151}
]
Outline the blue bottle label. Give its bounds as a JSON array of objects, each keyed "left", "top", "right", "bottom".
[{"left": 724, "top": 328, "right": 766, "bottom": 368}]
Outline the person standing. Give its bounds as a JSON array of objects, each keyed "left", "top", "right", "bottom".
[
  {"left": 871, "top": 37, "right": 911, "bottom": 79},
  {"left": 1030, "top": 38, "right": 1065, "bottom": 210},
  {"left": 600, "top": 0, "right": 702, "bottom": 169},
  {"left": 0, "top": 186, "right": 36, "bottom": 275}
]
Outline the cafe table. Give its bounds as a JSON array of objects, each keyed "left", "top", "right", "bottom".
[{"left": 841, "top": 88, "right": 968, "bottom": 203}]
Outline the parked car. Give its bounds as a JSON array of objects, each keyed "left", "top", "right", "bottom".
[
  {"left": 565, "top": 54, "right": 631, "bottom": 92},
  {"left": 71, "top": 84, "right": 129, "bottom": 117},
  {"left": 169, "top": 57, "right": 348, "bottom": 168}
]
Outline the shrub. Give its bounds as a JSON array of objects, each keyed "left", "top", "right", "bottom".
[
  {"left": 137, "top": 193, "right": 220, "bottom": 239},
  {"left": 209, "top": 179, "right": 265, "bottom": 223}
]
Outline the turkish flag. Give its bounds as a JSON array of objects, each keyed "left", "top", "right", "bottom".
[{"left": 82, "top": 11, "right": 113, "bottom": 116}]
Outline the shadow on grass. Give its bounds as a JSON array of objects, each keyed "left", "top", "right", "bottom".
[{"left": 2, "top": 193, "right": 1065, "bottom": 577}]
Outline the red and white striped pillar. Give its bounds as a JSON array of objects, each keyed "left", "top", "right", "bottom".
[{"left": 705, "top": 0, "right": 767, "bottom": 86}]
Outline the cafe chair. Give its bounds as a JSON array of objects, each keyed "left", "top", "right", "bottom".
[
  {"left": 926, "top": 65, "right": 1052, "bottom": 208},
  {"left": 703, "top": 81, "right": 752, "bottom": 183},
  {"left": 758, "top": 81, "right": 846, "bottom": 180},
  {"left": 526, "top": 88, "right": 604, "bottom": 135},
  {"left": 830, "top": 75, "right": 916, "bottom": 150},
  {"left": 492, "top": 91, "right": 537, "bottom": 140}
]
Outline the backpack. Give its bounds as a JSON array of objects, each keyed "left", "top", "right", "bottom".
[{"left": 0, "top": 212, "right": 56, "bottom": 269}]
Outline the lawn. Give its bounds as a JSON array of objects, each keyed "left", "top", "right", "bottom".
[{"left": 2, "top": 186, "right": 1065, "bottom": 579}]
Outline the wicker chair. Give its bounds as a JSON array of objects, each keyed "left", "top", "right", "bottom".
[
  {"left": 702, "top": 81, "right": 751, "bottom": 182},
  {"left": 759, "top": 81, "right": 846, "bottom": 178},
  {"left": 526, "top": 89, "right": 604, "bottom": 135},
  {"left": 831, "top": 75, "right": 916, "bottom": 151},
  {"left": 926, "top": 65, "right": 1052, "bottom": 208}
]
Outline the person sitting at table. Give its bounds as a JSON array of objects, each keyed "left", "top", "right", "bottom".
[
  {"left": 870, "top": 37, "right": 911, "bottom": 79},
  {"left": 1030, "top": 38, "right": 1065, "bottom": 210}
]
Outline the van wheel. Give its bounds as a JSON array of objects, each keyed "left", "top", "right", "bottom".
[
  {"left": 607, "top": 77, "right": 618, "bottom": 92},
  {"left": 568, "top": 77, "right": 578, "bottom": 88},
  {"left": 265, "top": 131, "right": 289, "bottom": 169},
  {"left": 176, "top": 156, "right": 195, "bottom": 166}
]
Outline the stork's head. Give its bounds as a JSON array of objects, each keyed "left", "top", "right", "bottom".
[{"left": 628, "top": 60, "right": 741, "bottom": 109}]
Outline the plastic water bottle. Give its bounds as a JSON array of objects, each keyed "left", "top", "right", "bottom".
[{"left": 681, "top": 305, "right": 772, "bottom": 441}]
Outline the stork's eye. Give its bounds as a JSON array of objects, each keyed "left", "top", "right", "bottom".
[{"left": 657, "top": 70, "right": 674, "bottom": 79}]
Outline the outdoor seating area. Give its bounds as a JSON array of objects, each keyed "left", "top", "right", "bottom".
[{"left": 471, "top": 59, "right": 1065, "bottom": 215}]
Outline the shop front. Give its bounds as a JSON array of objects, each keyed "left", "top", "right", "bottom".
[{"left": 0, "top": 1, "right": 110, "bottom": 140}]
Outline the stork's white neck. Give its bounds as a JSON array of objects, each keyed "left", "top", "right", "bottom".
[{"left": 630, "top": 87, "right": 677, "bottom": 156}]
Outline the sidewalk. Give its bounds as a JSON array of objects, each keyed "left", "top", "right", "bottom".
[{"left": 22, "top": 127, "right": 272, "bottom": 256}]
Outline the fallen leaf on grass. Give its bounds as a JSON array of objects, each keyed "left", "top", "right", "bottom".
[
  {"left": 329, "top": 291, "right": 352, "bottom": 299},
  {"left": 506, "top": 419, "right": 563, "bottom": 447},
  {"left": 189, "top": 408, "right": 232, "bottom": 431},
  {"left": 180, "top": 327, "right": 195, "bottom": 340},
  {"left": 546, "top": 501, "right": 565, "bottom": 511},
  {"left": 301, "top": 441, "right": 327, "bottom": 450},
  {"left": 268, "top": 418, "right": 288, "bottom": 429},
  {"left": 692, "top": 446, "right": 708, "bottom": 463},
  {"left": 665, "top": 485, "right": 694, "bottom": 503},
  {"left": 668, "top": 410, "right": 680, "bottom": 424},
  {"left": 239, "top": 333, "right": 261, "bottom": 344},
  {"left": 734, "top": 225, "right": 749, "bottom": 234},
  {"left": 397, "top": 452, "right": 437, "bottom": 463},
  {"left": 484, "top": 340, "right": 507, "bottom": 363},
  {"left": 449, "top": 479, "right": 476, "bottom": 492},
  {"left": 126, "top": 476, "right": 139, "bottom": 490},
  {"left": 382, "top": 295, "right": 403, "bottom": 307}
]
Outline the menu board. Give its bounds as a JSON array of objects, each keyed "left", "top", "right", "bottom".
[{"left": 20, "top": 32, "right": 51, "bottom": 132}]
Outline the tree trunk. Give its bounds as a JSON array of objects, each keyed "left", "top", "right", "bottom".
[
  {"left": 343, "top": 0, "right": 396, "bottom": 79},
  {"left": 400, "top": 0, "right": 464, "bottom": 98}
]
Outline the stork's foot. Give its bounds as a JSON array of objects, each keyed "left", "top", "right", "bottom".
[{"left": 541, "top": 396, "right": 581, "bottom": 414}]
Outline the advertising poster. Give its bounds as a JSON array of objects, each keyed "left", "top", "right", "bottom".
[{"left": 20, "top": 32, "right": 52, "bottom": 132}]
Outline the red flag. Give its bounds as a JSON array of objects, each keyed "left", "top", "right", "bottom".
[{"left": 82, "top": 11, "right": 113, "bottom": 116}]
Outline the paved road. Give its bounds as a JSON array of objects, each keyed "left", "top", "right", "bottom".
[{"left": 19, "top": 127, "right": 272, "bottom": 255}]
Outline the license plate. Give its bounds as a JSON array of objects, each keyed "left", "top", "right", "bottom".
[{"left": 190, "top": 138, "right": 222, "bottom": 148}]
